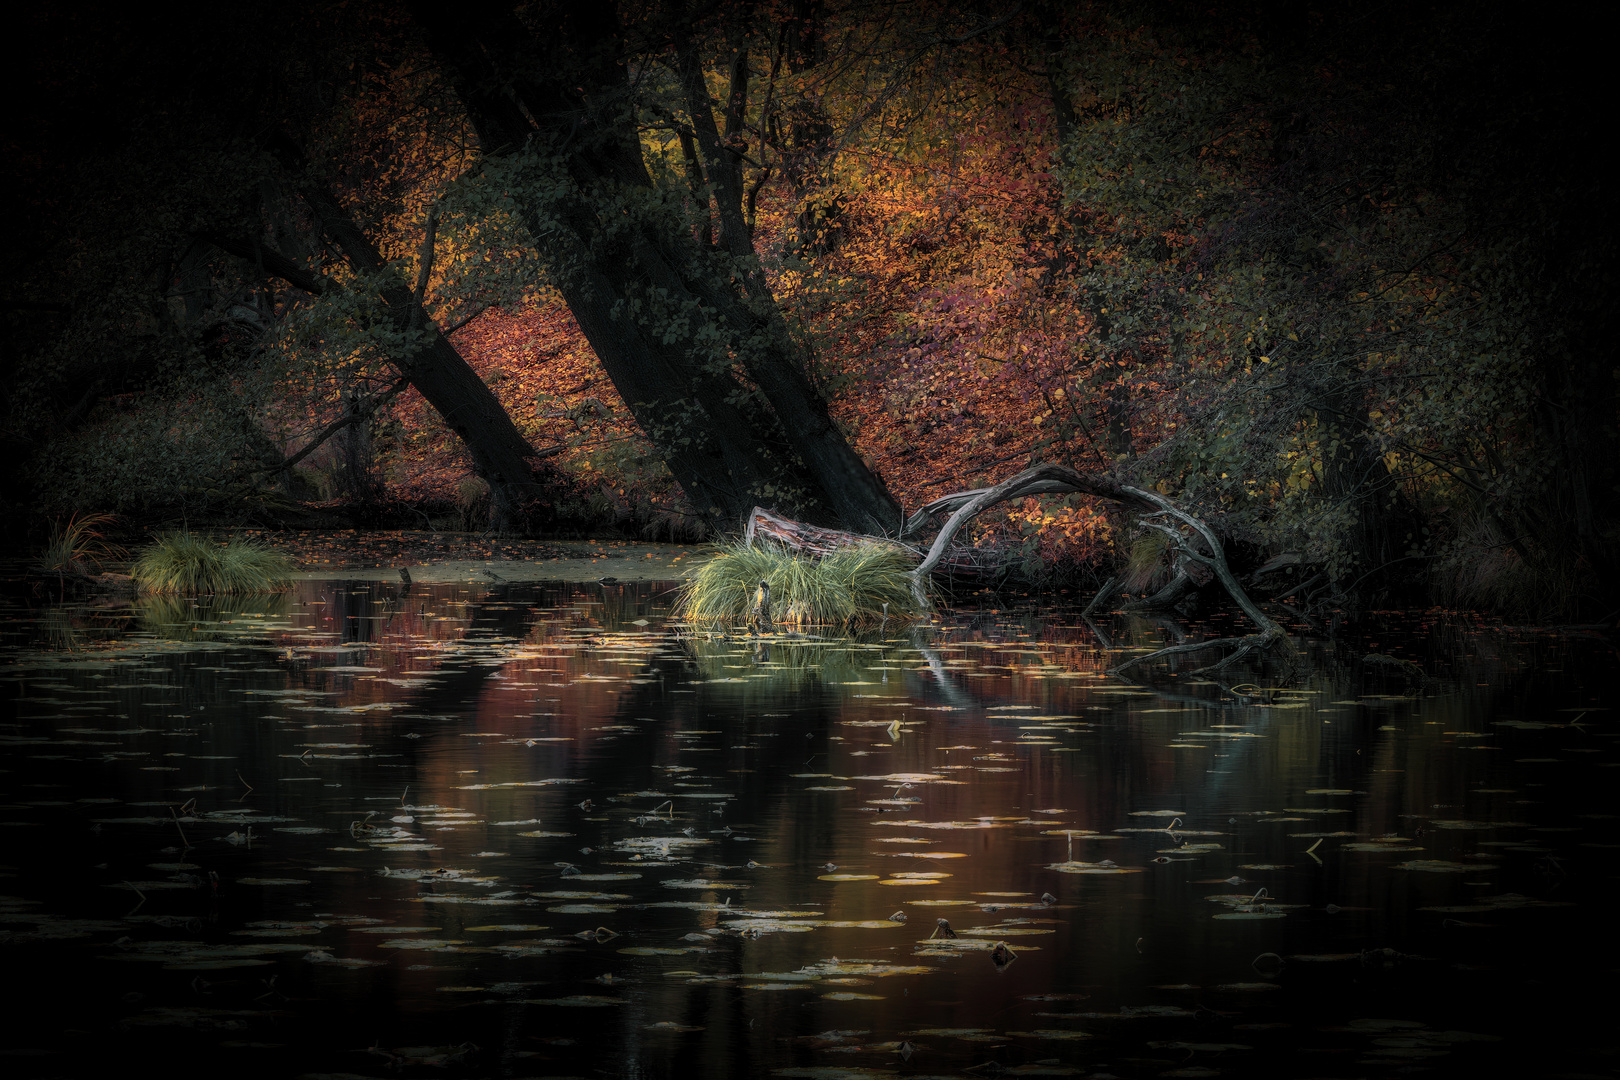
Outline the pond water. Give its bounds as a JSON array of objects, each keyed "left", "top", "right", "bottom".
[{"left": 1, "top": 580, "right": 1615, "bottom": 1078}]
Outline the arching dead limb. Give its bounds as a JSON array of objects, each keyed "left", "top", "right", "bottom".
[
  {"left": 906, "top": 465, "right": 1156, "bottom": 601},
  {"left": 747, "top": 462, "right": 1292, "bottom": 672},
  {"left": 1106, "top": 486, "right": 1294, "bottom": 673},
  {"left": 898, "top": 465, "right": 1289, "bottom": 669}
]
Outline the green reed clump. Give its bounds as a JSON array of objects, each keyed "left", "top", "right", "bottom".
[
  {"left": 131, "top": 531, "right": 295, "bottom": 594},
  {"left": 677, "top": 541, "right": 929, "bottom": 626}
]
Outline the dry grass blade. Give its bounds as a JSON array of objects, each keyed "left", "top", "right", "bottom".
[{"left": 38, "top": 511, "right": 127, "bottom": 577}]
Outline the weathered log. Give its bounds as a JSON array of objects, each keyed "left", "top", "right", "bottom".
[
  {"left": 743, "top": 506, "right": 992, "bottom": 577},
  {"left": 745, "top": 506, "right": 892, "bottom": 558}
]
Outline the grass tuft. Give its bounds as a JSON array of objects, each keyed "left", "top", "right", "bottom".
[
  {"left": 677, "top": 541, "right": 930, "bottom": 626},
  {"left": 131, "top": 531, "right": 295, "bottom": 594},
  {"left": 38, "top": 512, "right": 126, "bottom": 578}
]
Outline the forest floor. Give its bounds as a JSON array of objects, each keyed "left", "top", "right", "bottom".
[{"left": 240, "top": 530, "right": 706, "bottom": 583}]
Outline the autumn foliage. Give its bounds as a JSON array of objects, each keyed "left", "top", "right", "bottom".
[{"left": 5, "top": 1, "right": 1615, "bottom": 616}]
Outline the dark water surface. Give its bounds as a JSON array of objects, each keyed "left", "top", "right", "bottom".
[{"left": 1, "top": 580, "right": 1615, "bottom": 1078}]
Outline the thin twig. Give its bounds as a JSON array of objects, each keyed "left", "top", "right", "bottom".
[
  {"left": 170, "top": 806, "right": 192, "bottom": 851},
  {"left": 124, "top": 881, "right": 147, "bottom": 916}
]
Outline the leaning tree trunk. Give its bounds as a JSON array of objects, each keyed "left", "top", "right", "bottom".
[
  {"left": 290, "top": 180, "right": 547, "bottom": 532},
  {"left": 215, "top": 163, "right": 549, "bottom": 533},
  {"left": 413, "top": 2, "right": 902, "bottom": 535}
]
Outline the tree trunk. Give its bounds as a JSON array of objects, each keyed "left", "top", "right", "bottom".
[
  {"left": 218, "top": 167, "right": 551, "bottom": 532},
  {"left": 413, "top": 1, "right": 902, "bottom": 535}
]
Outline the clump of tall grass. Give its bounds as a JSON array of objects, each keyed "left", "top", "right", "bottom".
[
  {"left": 37, "top": 511, "right": 127, "bottom": 579},
  {"left": 131, "top": 531, "right": 295, "bottom": 594},
  {"left": 677, "top": 541, "right": 930, "bottom": 626}
]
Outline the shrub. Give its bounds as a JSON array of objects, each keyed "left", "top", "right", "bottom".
[
  {"left": 677, "top": 541, "right": 930, "bottom": 626},
  {"left": 131, "top": 531, "right": 295, "bottom": 594}
]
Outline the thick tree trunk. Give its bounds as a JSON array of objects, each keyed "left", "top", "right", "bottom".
[{"left": 414, "top": 2, "right": 902, "bottom": 535}]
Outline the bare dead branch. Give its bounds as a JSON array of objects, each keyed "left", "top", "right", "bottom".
[{"left": 271, "top": 376, "right": 411, "bottom": 474}]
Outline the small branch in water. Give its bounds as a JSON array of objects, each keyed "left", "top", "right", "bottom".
[
  {"left": 169, "top": 806, "right": 192, "bottom": 851},
  {"left": 1082, "top": 575, "right": 1119, "bottom": 618},
  {"left": 236, "top": 771, "right": 254, "bottom": 803},
  {"left": 1109, "top": 635, "right": 1251, "bottom": 675},
  {"left": 123, "top": 881, "right": 147, "bottom": 917}
]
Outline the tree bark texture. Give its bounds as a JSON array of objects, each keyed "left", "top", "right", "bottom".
[{"left": 413, "top": 1, "right": 901, "bottom": 535}]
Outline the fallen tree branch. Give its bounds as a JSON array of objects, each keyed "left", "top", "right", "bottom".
[
  {"left": 1082, "top": 575, "right": 1120, "bottom": 618},
  {"left": 1123, "top": 485, "right": 1291, "bottom": 651},
  {"left": 1109, "top": 634, "right": 1253, "bottom": 674},
  {"left": 746, "top": 462, "right": 1292, "bottom": 672}
]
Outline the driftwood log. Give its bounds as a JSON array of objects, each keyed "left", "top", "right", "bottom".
[{"left": 744, "top": 463, "right": 1292, "bottom": 673}]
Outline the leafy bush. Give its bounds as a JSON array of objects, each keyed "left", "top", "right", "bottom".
[
  {"left": 131, "top": 531, "right": 294, "bottom": 594},
  {"left": 677, "top": 541, "right": 929, "bottom": 626}
]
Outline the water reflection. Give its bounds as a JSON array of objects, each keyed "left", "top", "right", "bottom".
[{"left": 0, "top": 580, "right": 1613, "bottom": 1078}]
